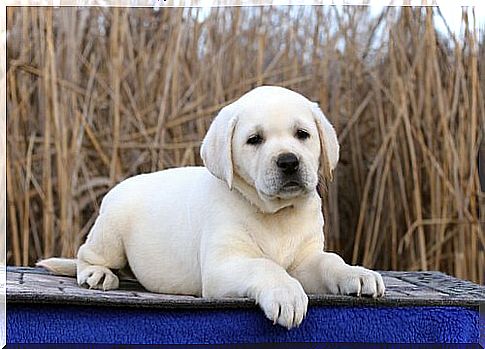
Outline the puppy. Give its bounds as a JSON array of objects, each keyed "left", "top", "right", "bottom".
[{"left": 38, "top": 86, "right": 385, "bottom": 329}]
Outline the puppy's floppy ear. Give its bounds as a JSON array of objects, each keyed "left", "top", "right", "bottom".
[
  {"left": 200, "top": 104, "right": 239, "bottom": 189},
  {"left": 310, "top": 102, "right": 340, "bottom": 183}
]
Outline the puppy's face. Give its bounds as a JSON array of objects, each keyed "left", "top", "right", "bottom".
[
  {"left": 201, "top": 86, "right": 339, "bottom": 204},
  {"left": 232, "top": 100, "right": 321, "bottom": 200}
]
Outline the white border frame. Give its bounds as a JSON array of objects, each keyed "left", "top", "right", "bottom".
[{"left": 1, "top": 0, "right": 482, "bottom": 346}]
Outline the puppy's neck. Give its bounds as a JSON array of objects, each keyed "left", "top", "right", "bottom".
[{"left": 231, "top": 174, "right": 312, "bottom": 214}]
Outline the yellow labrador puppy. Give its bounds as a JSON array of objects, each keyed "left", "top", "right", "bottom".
[{"left": 38, "top": 86, "right": 385, "bottom": 329}]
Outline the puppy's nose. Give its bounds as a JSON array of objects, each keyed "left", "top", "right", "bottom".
[{"left": 276, "top": 153, "right": 299, "bottom": 174}]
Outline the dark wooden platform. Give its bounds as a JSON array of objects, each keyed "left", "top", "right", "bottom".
[{"left": 7, "top": 267, "right": 485, "bottom": 309}]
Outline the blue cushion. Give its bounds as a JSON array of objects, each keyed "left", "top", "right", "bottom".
[{"left": 7, "top": 304, "right": 480, "bottom": 344}]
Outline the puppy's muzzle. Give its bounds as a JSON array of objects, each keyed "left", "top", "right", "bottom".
[{"left": 276, "top": 153, "right": 304, "bottom": 192}]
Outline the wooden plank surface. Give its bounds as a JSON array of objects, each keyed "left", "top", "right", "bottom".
[{"left": 7, "top": 267, "right": 485, "bottom": 309}]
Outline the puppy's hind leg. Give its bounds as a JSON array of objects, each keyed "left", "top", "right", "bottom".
[{"left": 77, "top": 213, "right": 127, "bottom": 291}]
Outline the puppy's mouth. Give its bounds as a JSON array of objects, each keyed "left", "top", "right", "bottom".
[
  {"left": 280, "top": 180, "right": 303, "bottom": 191},
  {"left": 277, "top": 179, "right": 309, "bottom": 198}
]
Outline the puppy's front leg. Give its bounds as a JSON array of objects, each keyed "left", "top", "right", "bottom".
[
  {"left": 202, "top": 256, "right": 308, "bottom": 329},
  {"left": 290, "top": 251, "right": 385, "bottom": 297}
]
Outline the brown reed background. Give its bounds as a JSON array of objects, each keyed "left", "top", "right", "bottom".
[{"left": 6, "top": 6, "right": 485, "bottom": 284}]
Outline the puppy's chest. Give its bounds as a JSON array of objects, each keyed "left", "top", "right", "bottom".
[{"left": 246, "top": 213, "right": 319, "bottom": 269}]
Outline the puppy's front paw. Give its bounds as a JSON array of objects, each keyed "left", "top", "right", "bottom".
[
  {"left": 258, "top": 279, "right": 308, "bottom": 329},
  {"left": 78, "top": 265, "right": 119, "bottom": 291},
  {"left": 326, "top": 266, "right": 385, "bottom": 298}
]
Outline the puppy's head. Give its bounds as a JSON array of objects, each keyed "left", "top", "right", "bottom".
[{"left": 201, "top": 86, "right": 339, "bottom": 202}]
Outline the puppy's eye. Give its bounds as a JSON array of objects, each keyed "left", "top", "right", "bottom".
[
  {"left": 247, "top": 134, "right": 263, "bottom": 145},
  {"left": 296, "top": 129, "right": 310, "bottom": 140}
]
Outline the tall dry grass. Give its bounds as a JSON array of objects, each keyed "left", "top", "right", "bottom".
[{"left": 6, "top": 6, "right": 485, "bottom": 283}]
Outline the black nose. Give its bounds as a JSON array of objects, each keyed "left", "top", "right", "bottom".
[{"left": 276, "top": 153, "right": 299, "bottom": 174}]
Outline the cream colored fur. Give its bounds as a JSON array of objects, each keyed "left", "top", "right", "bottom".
[{"left": 38, "top": 86, "right": 385, "bottom": 329}]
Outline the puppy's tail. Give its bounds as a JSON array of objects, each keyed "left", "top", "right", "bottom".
[{"left": 36, "top": 257, "right": 77, "bottom": 276}]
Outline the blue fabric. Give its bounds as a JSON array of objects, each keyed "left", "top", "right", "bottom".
[{"left": 7, "top": 304, "right": 480, "bottom": 344}]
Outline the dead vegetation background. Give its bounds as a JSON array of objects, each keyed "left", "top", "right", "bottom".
[{"left": 6, "top": 6, "right": 485, "bottom": 283}]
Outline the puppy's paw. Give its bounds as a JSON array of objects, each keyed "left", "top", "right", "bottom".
[
  {"left": 258, "top": 279, "right": 308, "bottom": 329},
  {"left": 77, "top": 265, "right": 119, "bottom": 291},
  {"left": 326, "top": 266, "right": 385, "bottom": 298}
]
